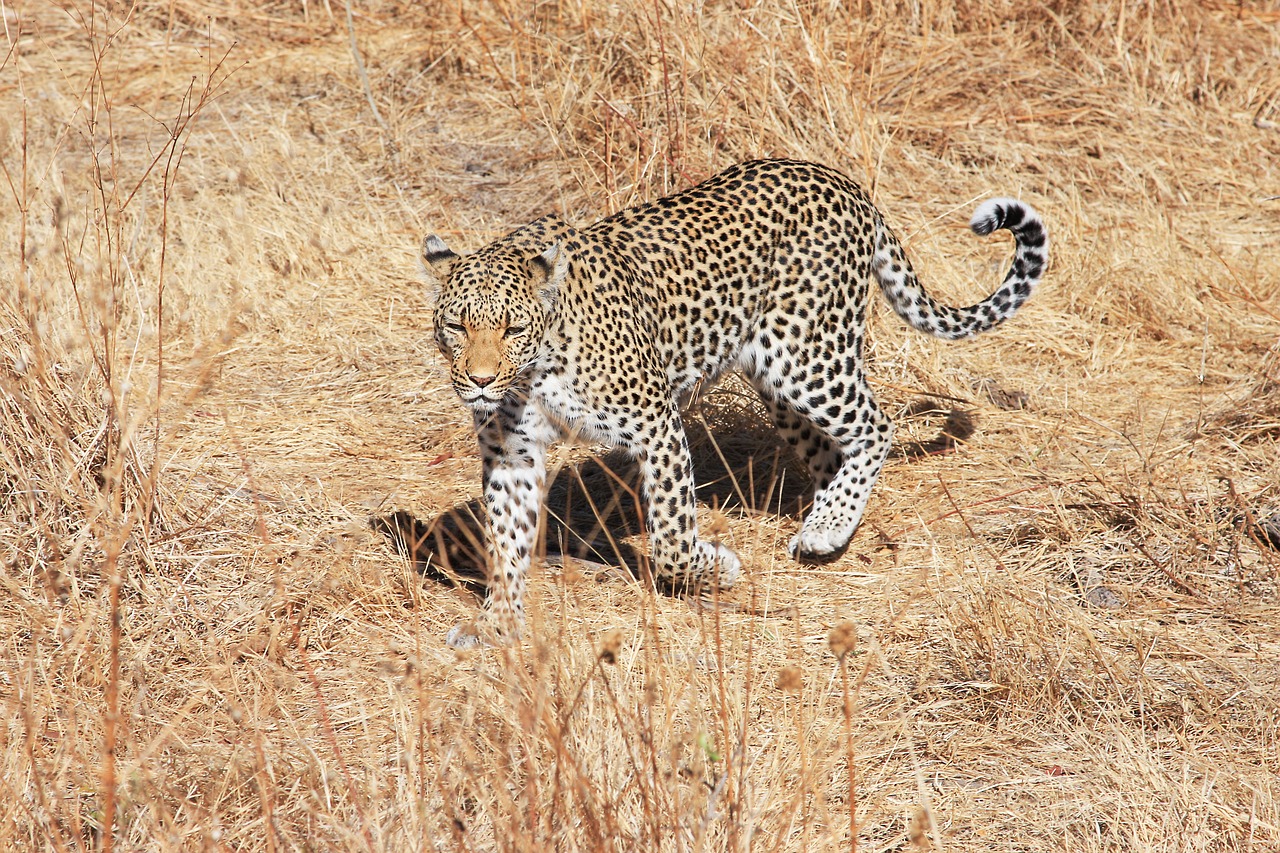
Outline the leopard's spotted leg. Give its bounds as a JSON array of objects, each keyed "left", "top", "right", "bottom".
[
  {"left": 635, "top": 405, "right": 741, "bottom": 591},
  {"left": 759, "top": 395, "right": 842, "bottom": 493},
  {"left": 748, "top": 343, "right": 894, "bottom": 561},
  {"left": 446, "top": 397, "right": 553, "bottom": 649},
  {"left": 787, "top": 375, "right": 894, "bottom": 560}
]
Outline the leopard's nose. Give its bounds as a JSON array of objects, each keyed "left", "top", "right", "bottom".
[{"left": 469, "top": 374, "right": 496, "bottom": 388}]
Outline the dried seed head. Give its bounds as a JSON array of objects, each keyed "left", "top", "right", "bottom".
[
  {"left": 598, "top": 628, "right": 624, "bottom": 664},
  {"left": 561, "top": 560, "right": 584, "bottom": 585},
  {"left": 828, "top": 620, "right": 857, "bottom": 660},
  {"left": 777, "top": 665, "right": 804, "bottom": 694},
  {"left": 908, "top": 806, "right": 933, "bottom": 849},
  {"left": 705, "top": 508, "right": 729, "bottom": 539}
]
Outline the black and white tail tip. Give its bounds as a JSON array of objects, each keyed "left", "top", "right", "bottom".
[{"left": 970, "top": 197, "right": 1047, "bottom": 249}]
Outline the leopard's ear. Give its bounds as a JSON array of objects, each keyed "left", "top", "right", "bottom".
[
  {"left": 527, "top": 242, "right": 567, "bottom": 312},
  {"left": 420, "top": 234, "right": 459, "bottom": 291},
  {"left": 422, "top": 234, "right": 458, "bottom": 266}
]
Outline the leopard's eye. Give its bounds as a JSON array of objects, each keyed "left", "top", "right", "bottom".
[
  {"left": 503, "top": 325, "right": 526, "bottom": 338},
  {"left": 444, "top": 322, "right": 466, "bottom": 335}
]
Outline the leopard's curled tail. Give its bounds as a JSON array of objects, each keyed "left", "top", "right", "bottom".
[{"left": 873, "top": 198, "right": 1048, "bottom": 341}]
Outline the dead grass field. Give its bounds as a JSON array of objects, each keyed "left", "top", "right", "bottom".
[{"left": 2, "top": 1, "right": 1279, "bottom": 850}]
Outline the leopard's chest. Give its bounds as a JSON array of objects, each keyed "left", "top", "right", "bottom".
[{"left": 529, "top": 356, "right": 664, "bottom": 451}]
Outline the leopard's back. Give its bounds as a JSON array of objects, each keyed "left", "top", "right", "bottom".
[{"left": 572, "top": 160, "right": 882, "bottom": 395}]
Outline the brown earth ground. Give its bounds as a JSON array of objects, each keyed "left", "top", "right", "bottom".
[{"left": 2, "top": 1, "right": 1279, "bottom": 850}]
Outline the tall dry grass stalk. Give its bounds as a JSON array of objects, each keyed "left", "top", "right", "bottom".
[
  {"left": 2, "top": 0, "right": 1278, "bottom": 850},
  {"left": 3, "top": 3, "right": 235, "bottom": 849}
]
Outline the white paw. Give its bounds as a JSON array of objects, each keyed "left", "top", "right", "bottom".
[
  {"left": 446, "top": 621, "right": 491, "bottom": 650},
  {"left": 697, "top": 540, "right": 742, "bottom": 588},
  {"left": 446, "top": 614, "right": 520, "bottom": 650},
  {"left": 789, "top": 525, "right": 850, "bottom": 559}
]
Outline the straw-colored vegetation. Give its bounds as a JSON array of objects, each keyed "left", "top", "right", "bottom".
[{"left": 3, "top": 1, "right": 1278, "bottom": 850}]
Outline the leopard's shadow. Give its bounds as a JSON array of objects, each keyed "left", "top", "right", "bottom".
[{"left": 372, "top": 412, "right": 809, "bottom": 599}]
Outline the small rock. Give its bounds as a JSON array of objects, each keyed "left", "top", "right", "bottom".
[
  {"left": 1245, "top": 509, "right": 1280, "bottom": 550},
  {"left": 975, "top": 378, "right": 1030, "bottom": 411},
  {"left": 1084, "top": 585, "right": 1125, "bottom": 610}
]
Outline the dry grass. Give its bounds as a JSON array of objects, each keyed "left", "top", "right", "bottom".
[{"left": 2, "top": 1, "right": 1279, "bottom": 850}]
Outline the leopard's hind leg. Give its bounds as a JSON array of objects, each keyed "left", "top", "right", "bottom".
[
  {"left": 786, "top": 379, "right": 894, "bottom": 560},
  {"left": 759, "top": 396, "right": 841, "bottom": 492},
  {"left": 747, "top": 348, "right": 894, "bottom": 561}
]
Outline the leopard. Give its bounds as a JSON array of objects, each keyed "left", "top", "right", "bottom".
[{"left": 420, "top": 159, "right": 1048, "bottom": 649}]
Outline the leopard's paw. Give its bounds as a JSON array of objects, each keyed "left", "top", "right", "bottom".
[
  {"left": 446, "top": 613, "right": 520, "bottom": 650},
  {"left": 695, "top": 540, "right": 742, "bottom": 589},
  {"left": 788, "top": 525, "right": 852, "bottom": 564},
  {"left": 445, "top": 621, "right": 491, "bottom": 650}
]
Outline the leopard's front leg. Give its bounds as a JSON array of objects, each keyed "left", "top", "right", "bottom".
[
  {"left": 637, "top": 405, "right": 741, "bottom": 591},
  {"left": 446, "top": 400, "right": 552, "bottom": 649}
]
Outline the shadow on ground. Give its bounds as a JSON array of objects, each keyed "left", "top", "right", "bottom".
[
  {"left": 371, "top": 411, "right": 809, "bottom": 598},
  {"left": 372, "top": 398, "right": 977, "bottom": 596}
]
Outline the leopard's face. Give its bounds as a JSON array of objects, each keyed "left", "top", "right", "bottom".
[
  {"left": 433, "top": 290, "right": 544, "bottom": 413},
  {"left": 425, "top": 240, "right": 565, "bottom": 414}
]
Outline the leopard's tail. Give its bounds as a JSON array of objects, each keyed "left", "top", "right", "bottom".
[{"left": 873, "top": 198, "right": 1048, "bottom": 341}]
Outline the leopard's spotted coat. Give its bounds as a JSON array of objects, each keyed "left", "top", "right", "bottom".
[{"left": 422, "top": 159, "right": 1048, "bottom": 648}]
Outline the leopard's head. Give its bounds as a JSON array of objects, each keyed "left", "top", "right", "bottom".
[{"left": 422, "top": 234, "right": 566, "bottom": 415}]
